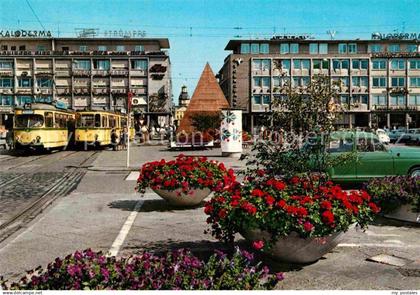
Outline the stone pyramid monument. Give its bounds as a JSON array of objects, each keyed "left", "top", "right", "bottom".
[{"left": 177, "top": 63, "right": 230, "bottom": 133}]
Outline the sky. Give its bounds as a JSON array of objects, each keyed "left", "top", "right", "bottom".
[{"left": 0, "top": 0, "right": 419, "bottom": 104}]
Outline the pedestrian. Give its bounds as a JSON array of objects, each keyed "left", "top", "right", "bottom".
[
  {"left": 111, "top": 129, "right": 118, "bottom": 151},
  {"left": 0, "top": 125, "right": 7, "bottom": 150},
  {"left": 120, "top": 127, "right": 128, "bottom": 150}
]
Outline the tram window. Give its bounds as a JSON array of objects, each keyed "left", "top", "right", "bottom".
[
  {"left": 102, "top": 116, "right": 107, "bottom": 128},
  {"left": 109, "top": 116, "right": 116, "bottom": 128},
  {"left": 77, "top": 115, "right": 95, "bottom": 127},
  {"left": 45, "top": 112, "right": 53, "bottom": 128},
  {"left": 95, "top": 114, "right": 101, "bottom": 127},
  {"left": 121, "top": 117, "right": 127, "bottom": 128},
  {"left": 54, "top": 113, "right": 67, "bottom": 128},
  {"left": 15, "top": 115, "right": 44, "bottom": 128}
]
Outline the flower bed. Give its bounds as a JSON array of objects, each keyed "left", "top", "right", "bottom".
[
  {"left": 205, "top": 175, "right": 380, "bottom": 251},
  {"left": 364, "top": 176, "right": 420, "bottom": 214},
  {"left": 136, "top": 154, "right": 236, "bottom": 196},
  {"left": 0, "top": 248, "right": 283, "bottom": 290}
]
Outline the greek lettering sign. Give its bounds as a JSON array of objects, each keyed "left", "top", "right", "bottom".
[
  {"left": 0, "top": 30, "right": 52, "bottom": 38},
  {"left": 103, "top": 30, "right": 146, "bottom": 38},
  {"left": 271, "top": 34, "right": 313, "bottom": 40},
  {"left": 372, "top": 32, "right": 419, "bottom": 40}
]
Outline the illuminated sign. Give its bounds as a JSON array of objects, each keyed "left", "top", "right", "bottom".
[
  {"left": 103, "top": 30, "right": 146, "bottom": 38},
  {"left": 0, "top": 30, "right": 52, "bottom": 38},
  {"left": 372, "top": 32, "right": 419, "bottom": 40}
]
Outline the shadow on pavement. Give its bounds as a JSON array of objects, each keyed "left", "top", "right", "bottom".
[
  {"left": 372, "top": 215, "right": 420, "bottom": 228},
  {"left": 108, "top": 199, "right": 205, "bottom": 212}
]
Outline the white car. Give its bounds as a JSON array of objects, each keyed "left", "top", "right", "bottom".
[{"left": 376, "top": 129, "right": 390, "bottom": 144}]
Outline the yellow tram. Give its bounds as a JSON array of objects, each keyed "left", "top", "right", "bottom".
[
  {"left": 75, "top": 110, "right": 134, "bottom": 147},
  {"left": 14, "top": 103, "right": 75, "bottom": 150}
]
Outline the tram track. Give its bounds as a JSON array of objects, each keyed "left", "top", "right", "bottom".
[{"left": 0, "top": 150, "right": 99, "bottom": 243}]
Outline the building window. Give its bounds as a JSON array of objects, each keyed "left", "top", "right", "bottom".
[
  {"left": 352, "top": 76, "right": 368, "bottom": 87},
  {"left": 390, "top": 59, "right": 405, "bottom": 70},
  {"left": 340, "top": 95, "right": 349, "bottom": 104},
  {"left": 390, "top": 95, "right": 406, "bottom": 106},
  {"left": 260, "top": 43, "right": 269, "bottom": 54},
  {"left": 62, "top": 46, "right": 69, "bottom": 51},
  {"left": 240, "top": 43, "right": 250, "bottom": 54},
  {"left": 135, "top": 45, "right": 144, "bottom": 52},
  {"left": 1, "top": 45, "right": 7, "bottom": 51},
  {"left": 309, "top": 43, "right": 318, "bottom": 54},
  {"left": 348, "top": 43, "right": 357, "bottom": 54},
  {"left": 250, "top": 44, "right": 260, "bottom": 54},
  {"left": 293, "top": 76, "right": 310, "bottom": 87},
  {"left": 98, "top": 45, "right": 107, "bottom": 51},
  {"left": 262, "top": 95, "right": 271, "bottom": 104},
  {"left": 388, "top": 44, "right": 400, "bottom": 53},
  {"left": 333, "top": 77, "right": 349, "bottom": 87},
  {"left": 313, "top": 59, "right": 329, "bottom": 70},
  {"left": 253, "top": 95, "right": 262, "bottom": 104},
  {"left": 372, "top": 77, "right": 386, "bottom": 87},
  {"left": 252, "top": 59, "right": 270, "bottom": 71},
  {"left": 74, "top": 60, "right": 91, "bottom": 70},
  {"left": 369, "top": 44, "right": 383, "bottom": 53},
  {"left": 18, "top": 77, "right": 32, "bottom": 88},
  {"left": 0, "top": 95, "right": 13, "bottom": 106},
  {"left": 79, "top": 45, "right": 88, "bottom": 52},
  {"left": 338, "top": 43, "right": 347, "bottom": 54},
  {"left": 409, "top": 94, "right": 420, "bottom": 105},
  {"left": 319, "top": 43, "right": 328, "bottom": 54},
  {"left": 372, "top": 59, "right": 386, "bottom": 70},
  {"left": 410, "top": 77, "right": 420, "bottom": 87},
  {"left": 406, "top": 44, "right": 418, "bottom": 53},
  {"left": 36, "top": 78, "right": 52, "bottom": 88},
  {"left": 372, "top": 95, "right": 387, "bottom": 105},
  {"left": 352, "top": 95, "right": 368, "bottom": 104},
  {"left": 391, "top": 77, "right": 405, "bottom": 87},
  {"left": 131, "top": 60, "right": 148, "bottom": 70},
  {"left": 279, "top": 59, "right": 291, "bottom": 70},
  {"left": 19, "top": 45, "right": 26, "bottom": 51},
  {"left": 290, "top": 43, "right": 299, "bottom": 53},
  {"left": 253, "top": 77, "right": 270, "bottom": 88},
  {"left": 93, "top": 60, "right": 110, "bottom": 70},
  {"left": 116, "top": 45, "right": 125, "bottom": 52},
  {"left": 273, "top": 76, "right": 290, "bottom": 87},
  {"left": 10, "top": 46, "right": 16, "bottom": 51},
  {"left": 293, "top": 59, "right": 310, "bottom": 70},
  {"left": 0, "top": 78, "right": 13, "bottom": 88},
  {"left": 332, "top": 59, "right": 349, "bottom": 70},
  {"left": 280, "top": 43, "right": 289, "bottom": 54},
  {"left": 0, "top": 61, "right": 13, "bottom": 69},
  {"left": 352, "top": 59, "right": 369, "bottom": 70},
  {"left": 36, "top": 45, "right": 46, "bottom": 52},
  {"left": 409, "top": 60, "right": 420, "bottom": 69}
]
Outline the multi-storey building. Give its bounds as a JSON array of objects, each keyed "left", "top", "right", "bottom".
[
  {"left": 0, "top": 37, "right": 172, "bottom": 129},
  {"left": 218, "top": 36, "right": 420, "bottom": 132}
]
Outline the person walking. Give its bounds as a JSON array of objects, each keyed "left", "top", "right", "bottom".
[{"left": 111, "top": 129, "right": 118, "bottom": 151}]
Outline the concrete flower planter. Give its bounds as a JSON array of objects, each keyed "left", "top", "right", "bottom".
[
  {"left": 241, "top": 229, "right": 345, "bottom": 264},
  {"left": 384, "top": 204, "right": 420, "bottom": 223},
  {"left": 153, "top": 188, "right": 211, "bottom": 207}
]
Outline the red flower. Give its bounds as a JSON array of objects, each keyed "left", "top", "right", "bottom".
[
  {"left": 321, "top": 200, "right": 332, "bottom": 210},
  {"left": 252, "top": 240, "right": 264, "bottom": 250},
  {"left": 163, "top": 180, "right": 171, "bottom": 187},
  {"left": 256, "top": 169, "right": 265, "bottom": 177},
  {"left": 368, "top": 202, "right": 380, "bottom": 214},
  {"left": 303, "top": 221, "right": 314, "bottom": 232},
  {"left": 251, "top": 189, "right": 265, "bottom": 198},
  {"left": 321, "top": 211, "right": 335, "bottom": 225},
  {"left": 265, "top": 195, "right": 275, "bottom": 206},
  {"left": 218, "top": 209, "right": 228, "bottom": 219},
  {"left": 204, "top": 204, "right": 214, "bottom": 215},
  {"left": 296, "top": 207, "right": 308, "bottom": 217},
  {"left": 230, "top": 200, "right": 240, "bottom": 207},
  {"left": 290, "top": 176, "right": 300, "bottom": 185},
  {"left": 276, "top": 200, "right": 287, "bottom": 208},
  {"left": 241, "top": 202, "right": 257, "bottom": 215}
]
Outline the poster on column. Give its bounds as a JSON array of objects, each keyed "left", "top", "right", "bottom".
[{"left": 220, "top": 109, "right": 242, "bottom": 156}]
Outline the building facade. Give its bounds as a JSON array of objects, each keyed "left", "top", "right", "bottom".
[
  {"left": 174, "top": 85, "right": 190, "bottom": 127},
  {"left": 218, "top": 37, "right": 420, "bottom": 132},
  {"left": 0, "top": 37, "right": 172, "bottom": 129}
]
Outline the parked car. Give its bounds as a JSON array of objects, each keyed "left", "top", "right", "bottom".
[
  {"left": 376, "top": 128, "right": 390, "bottom": 144},
  {"left": 409, "top": 129, "right": 420, "bottom": 145},
  {"left": 400, "top": 128, "right": 419, "bottom": 143},
  {"left": 326, "top": 131, "right": 420, "bottom": 182},
  {"left": 387, "top": 128, "right": 406, "bottom": 143}
]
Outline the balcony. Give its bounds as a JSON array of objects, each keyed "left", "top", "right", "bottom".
[
  {"left": 16, "top": 88, "right": 33, "bottom": 94},
  {"left": 111, "top": 87, "right": 128, "bottom": 95},
  {"left": 130, "top": 87, "right": 147, "bottom": 95},
  {"left": 130, "top": 69, "right": 147, "bottom": 77},
  {"left": 55, "top": 87, "right": 71, "bottom": 95},
  {"left": 0, "top": 69, "right": 13, "bottom": 76},
  {"left": 0, "top": 88, "right": 13, "bottom": 94},
  {"left": 92, "top": 70, "right": 109, "bottom": 76},
  {"left": 35, "top": 69, "right": 53, "bottom": 76},
  {"left": 110, "top": 69, "right": 128, "bottom": 76},
  {"left": 55, "top": 70, "right": 71, "bottom": 77},
  {"left": 73, "top": 87, "right": 91, "bottom": 95},
  {"left": 72, "top": 70, "right": 91, "bottom": 77},
  {"left": 39, "top": 88, "right": 53, "bottom": 95},
  {"left": 93, "top": 87, "right": 110, "bottom": 95},
  {"left": 349, "top": 103, "right": 369, "bottom": 112},
  {"left": 388, "top": 87, "right": 409, "bottom": 95}
]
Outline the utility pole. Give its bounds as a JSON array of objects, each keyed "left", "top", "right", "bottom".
[{"left": 126, "top": 92, "right": 133, "bottom": 168}]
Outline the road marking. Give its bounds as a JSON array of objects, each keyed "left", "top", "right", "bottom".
[
  {"left": 338, "top": 243, "right": 420, "bottom": 248},
  {"left": 125, "top": 171, "right": 139, "bottom": 181},
  {"left": 107, "top": 199, "right": 144, "bottom": 257},
  {"left": 364, "top": 230, "right": 400, "bottom": 237}
]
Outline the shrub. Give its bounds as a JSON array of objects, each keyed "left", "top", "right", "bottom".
[
  {"left": 364, "top": 176, "right": 420, "bottom": 214},
  {"left": 0, "top": 248, "right": 283, "bottom": 290},
  {"left": 205, "top": 175, "right": 379, "bottom": 250},
  {"left": 136, "top": 154, "right": 236, "bottom": 195}
]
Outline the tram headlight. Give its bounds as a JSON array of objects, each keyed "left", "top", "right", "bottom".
[{"left": 36, "top": 136, "right": 41, "bottom": 143}]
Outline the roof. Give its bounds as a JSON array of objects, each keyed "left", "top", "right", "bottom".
[
  {"left": 0, "top": 37, "right": 170, "bottom": 48},
  {"left": 225, "top": 38, "right": 419, "bottom": 50}
]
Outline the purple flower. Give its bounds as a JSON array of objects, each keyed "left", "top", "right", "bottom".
[
  {"left": 240, "top": 250, "right": 254, "bottom": 262},
  {"left": 101, "top": 268, "right": 110, "bottom": 282},
  {"left": 275, "top": 272, "right": 284, "bottom": 281}
]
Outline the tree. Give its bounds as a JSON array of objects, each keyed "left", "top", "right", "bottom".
[{"left": 244, "top": 75, "right": 355, "bottom": 180}]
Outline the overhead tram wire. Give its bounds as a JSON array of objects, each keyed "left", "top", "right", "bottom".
[{"left": 24, "top": 0, "right": 46, "bottom": 31}]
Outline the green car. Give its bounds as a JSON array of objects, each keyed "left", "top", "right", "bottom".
[{"left": 326, "top": 131, "right": 420, "bottom": 183}]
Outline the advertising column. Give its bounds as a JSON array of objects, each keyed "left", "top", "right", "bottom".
[{"left": 220, "top": 109, "right": 242, "bottom": 158}]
